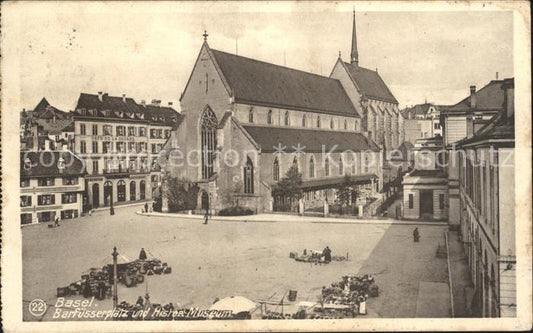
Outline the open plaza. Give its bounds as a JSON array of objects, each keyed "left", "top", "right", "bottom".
[{"left": 22, "top": 204, "right": 459, "bottom": 321}]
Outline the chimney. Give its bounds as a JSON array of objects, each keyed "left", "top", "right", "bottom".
[
  {"left": 469, "top": 86, "right": 477, "bottom": 109},
  {"left": 168, "top": 102, "right": 173, "bottom": 106},
  {"left": 466, "top": 93, "right": 475, "bottom": 139},
  {"left": 496, "top": 72, "right": 499, "bottom": 80},
  {"left": 151, "top": 99, "right": 161, "bottom": 107},
  {"left": 98, "top": 91, "right": 103, "bottom": 102},
  {"left": 503, "top": 80, "right": 514, "bottom": 118},
  {"left": 122, "top": 94, "right": 126, "bottom": 102}
]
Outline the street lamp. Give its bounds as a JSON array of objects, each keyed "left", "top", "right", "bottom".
[
  {"left": 109, "top": 193, "right": 115, "bottom": 215},
  {"left": 112, "top": 246, "right": 119, "bottom": 309}
]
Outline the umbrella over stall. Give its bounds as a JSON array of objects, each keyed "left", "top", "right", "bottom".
[{"left": 209, "top": 296, "right": 258, "bottom": 314}]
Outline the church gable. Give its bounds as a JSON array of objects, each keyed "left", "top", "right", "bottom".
[{"left": 179, "top": 42, "right": 232, "bottom": 119}]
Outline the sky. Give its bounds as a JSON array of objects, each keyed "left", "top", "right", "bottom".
[{"left": 5, "top": 2, "right": 514, "bottom": 112}]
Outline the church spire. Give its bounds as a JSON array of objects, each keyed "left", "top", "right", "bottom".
[{"left": 350, "top": 9, "right": 359, "bottom": 66}]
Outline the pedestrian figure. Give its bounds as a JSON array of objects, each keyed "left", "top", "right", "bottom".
[
  {"left": 323, "top": 246, "right": 332, "bottom": 263},
  {"left": 413, "top": 227, "right": 420, "bottom": 242},
  {"left": 136, "top": 296, "right": 144, "bottom": 307},
  {"left": 54, "top": 216, "right": 60, "bottom": 227},
  {"left": 139, "top": 248, "right": 147, "bottom": 260},
  {"left": 144, "top": 202, "right": 149, "bottom": 214},
  {"left": 203, "top": 207, "right": 209, "bottom": 225}
]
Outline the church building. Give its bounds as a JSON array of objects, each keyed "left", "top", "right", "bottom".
[{"left": 162, "top": 13, "right": 403, "bottom": 214}]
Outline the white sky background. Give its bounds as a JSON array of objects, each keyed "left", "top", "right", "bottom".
[{"left": 8, "top": 1, "right": 513, "bottom": 112}]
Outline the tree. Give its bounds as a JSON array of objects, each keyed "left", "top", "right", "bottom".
[
  {"left": 277, "top": 164, "right": 303, "bottom": 200},
  {"left": 164, "top": 177, "right": 199, "bottom": 212},
  {"left": 336, "top": 175, "right": 360, "bottom": 208},
  {"left": 336, "top": 175, "right": 353, "bottom": 207}
]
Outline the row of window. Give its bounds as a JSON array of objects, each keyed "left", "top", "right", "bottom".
[
  {"left": 23, "top": 193, "right": 78, "bottom": 206},
  {"left": 272, "top": 155, "right": 371, "bottom": 182},
  {"left": 89, "top": 157, "right": 157, "bottom": 175},
  {"left": 80, "top": 141, "right": 149, "bottom": 154},
  {"left": 248, "top": 109, "right": 359, "bottom": 131},
  {"left": 21, "top": 209, "right": 79, "bottom": 224},
  {"left": 79, "top": 123, "right": 169, "bottom": 137},
  {"left": 460, "top": 155, "right": 498, "bottom": 234},
  {"left": 20, "top": 177, "right": 79, "bottom": 188}
]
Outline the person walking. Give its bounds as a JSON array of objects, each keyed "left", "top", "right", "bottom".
[
  {"left": 413, "top": 227, "right": 420, "bottom": 242},
  {"left": 144, "top": 202, "right": 149, "bottom": 214},
  {"left": 203, "top": 207, "right": 209, "bottom": 225},
  {"left": 54, "top": 216, "right": 60, "bottom": 227}
]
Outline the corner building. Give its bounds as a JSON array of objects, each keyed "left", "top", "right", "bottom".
[{"left": 73, "top": 93, "right": 180, "bottom": 209}]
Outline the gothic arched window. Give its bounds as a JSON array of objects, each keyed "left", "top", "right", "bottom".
[
  {"left": 200, "top": 106, "right": 218, "bottom": 179},
  {"left": 273, "top": 157, "right": 280, "bottom": 181},
  {"left": 344, "top": 119, "right": 348, "bottom": 130},
  {"left": 317, "top": 116, "right": 321, "bottom": 128},
  {"left": 284, "top": 111, "right": 290, "bottom": 126},
  {"left": 267, "top": 110, "right": 273, "bottom": 124},
  {"left": 248, "top": 108, "right": 254, "bottom": 123},
  {"left": 308, "top": 156, "right": 315, "bottom": 178},
  {"left": 339, "top": 156, "right": 344, "bottom": 175},
  {"left": 302, "top": 115, "right": 307, "bottom": 127},
  {"left": 244, "top": 156, "right": 254, "bottom": 194},
  {"left": 325, "top": 157, "right": 330, "bottom": 177},
  {"left": 330, "top": 118, "right": 335, "bottom": 129},
  {"left": 292, "top": 156, "right": 298, "bottom": 171}
]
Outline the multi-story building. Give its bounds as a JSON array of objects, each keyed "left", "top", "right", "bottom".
[
  {"left": 20, "top": 151, "right": 86, "bottom": 224},
  {"left": 440, "top": 79, "right": 512, "bottom": 229},
  {"left": 456, "top": 79, "right": 515, "bottom": 317},
  {"left": 72, "top": 92, "right": 180, "bottom": 209},
  {"left": 401, "top": 102, "right": 445, "bottom": 143}
]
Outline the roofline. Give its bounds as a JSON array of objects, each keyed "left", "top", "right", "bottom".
[
  {"left": 457, "top": 137, "right": 515, "bottom": 148},
  {"left": 214, "top": 47, "right": 339, "bottom": 82},
  {"left": 179, "top": 42, "right": 232, "bottom": 103},
  {"left": 234, "top": 99, "right": 360, "bottom": 118},
  {"left": 341, "top": 61, "right": 399, "bottom": 104},
  {"left": 449, "top": 79, "right": 510, "bottom": 110}
]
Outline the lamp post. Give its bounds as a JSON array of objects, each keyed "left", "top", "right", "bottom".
[
  {"left": 112, "top": 246, "right": 119, "bottom": 309},
  {"left": 109, "top": 193, "right": 115, "bottom": 215}
]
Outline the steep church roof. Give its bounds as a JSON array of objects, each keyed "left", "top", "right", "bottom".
[
  {"left": 342, "top": 62, "right": 398, "bottom": 104},
  {"left": 242, "top": 125, "right": 380, "bottom": 153},
  {"left": 209, "top": 48, "right": 358, "bottom": 117}
]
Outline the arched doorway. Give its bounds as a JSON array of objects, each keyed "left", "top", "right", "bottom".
[
  {"left": 201, "top": 191, "right": 209, "bottom": 211},
  {"left": 140, "top": 180, "right": 146, "bottom": 200},
  {"left": 117, "top": 180, "right": 126, "bottom": 202},
  {"left": 130, "top": 181, "right": 136, "bottom": 201},
  {"left": 104, "top": 181, "right": 113, "bottom": 206},
  {"left": 92, "top": 183, "right": 100, "bottom": 208}
]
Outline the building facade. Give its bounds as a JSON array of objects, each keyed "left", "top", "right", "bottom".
[
  {"left": 163, "top": 13, "right": 400, "bottom": 214},
  {"left": 73, "top": 93, "right": 180, "bottom": 210},
  {"left": 401, "top": 103, "right": 444, "bottom": 143},
  {"left": 440, "top": 79, "right": 511, "bottom": 229},
  {"left": 20, "top": 151, "right": 86, "bottom": 224},
  {"left": 456, "top": 79, "right": 515, "bottom": 317},
  {"left": 401, "top": 136, "right": 448, "bottom": 221}
]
